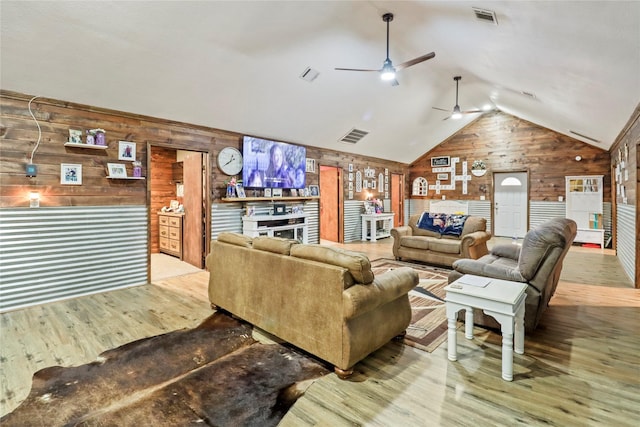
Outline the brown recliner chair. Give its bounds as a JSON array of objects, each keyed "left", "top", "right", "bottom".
[{"left": 448, "top": 217, "right": 577, "bottom": 332}]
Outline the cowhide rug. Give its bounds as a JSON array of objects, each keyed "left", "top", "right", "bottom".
[{"left": 1, "top": 312, "right": 329, "bottom": 427}]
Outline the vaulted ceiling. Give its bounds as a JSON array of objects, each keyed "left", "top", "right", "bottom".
[{"left": 2, "top": 1, "right": 639, "bottom": 163}]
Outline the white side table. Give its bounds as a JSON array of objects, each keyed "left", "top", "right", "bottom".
[
  {"left": 445, "top": 275, "right": 527, "bottom": 381},
  {"left": 361, "top": 213, "right": 394, "bottom": 242}
]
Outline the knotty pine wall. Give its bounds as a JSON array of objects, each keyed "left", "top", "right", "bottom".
[
  {"left": 149, "top": 147, "right": 178, "bottom": 253},
  {"left": 409, "top": 111, "right": 612, "bottom": 203}
]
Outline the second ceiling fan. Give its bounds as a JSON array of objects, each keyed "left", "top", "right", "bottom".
[
  {"left": 335, "top": 12, "right": 435, "bottom": 86},
  {"left": 433, "top": 76, "right": 483, "bottom": 120}
]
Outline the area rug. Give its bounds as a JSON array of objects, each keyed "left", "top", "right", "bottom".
[
  {"left": 371, "top": 258, "right": 451, "bottom": 352},
  {"left": 0, "top": 312, "right": 329, "bottom": 427}
]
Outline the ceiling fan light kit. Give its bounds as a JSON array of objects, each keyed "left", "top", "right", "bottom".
[{"left": 335, "top": 12, "right": 435, "bottom": 85}]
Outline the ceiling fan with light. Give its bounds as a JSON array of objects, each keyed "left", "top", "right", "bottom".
[
  {"left": 335, "top": 13, "right": 435, "bottom": 86},
  {"left": 433, "top": 76, "right": 483, "bottom": 120}
]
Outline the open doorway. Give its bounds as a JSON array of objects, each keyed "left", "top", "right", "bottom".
[
  {"left": 493, "top": 171, "right": 528, "bottom": 238},
  {"left": 148, "top": 144, "right": 210, "bottom": 281},
  {"left": 319, "top": 165, "right": 343, "bottom": 243}
]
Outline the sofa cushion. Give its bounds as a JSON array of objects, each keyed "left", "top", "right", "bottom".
[
  {"left": 427, "top": 238, "right": 461, "bottom": 255},
  {"left": 408, "top": 214, "right": 441, "bottom": 238},
  {"left": 217, "top": 232, "right": 253, "bottom": 248},
  {"left": 400, "top": 236, "right": 432, "bottom": 250},
  {"left": 290, "top": 244, "right": 374, "bottom": 284},
  {"left": 253, "top": 236, "right": 297, "bottom": 255}
]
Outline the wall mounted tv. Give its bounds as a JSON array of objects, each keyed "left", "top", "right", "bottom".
[{"left": 242, "top": 136, "right": 306, "bottom": 189}]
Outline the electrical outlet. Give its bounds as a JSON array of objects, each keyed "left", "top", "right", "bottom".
[{"left": 26, "top": 163, "right": 37, "bottom": 177}]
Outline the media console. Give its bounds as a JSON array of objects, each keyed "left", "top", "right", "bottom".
[{"left": 242, "top": 213, "right": 309, "bottom": 243}]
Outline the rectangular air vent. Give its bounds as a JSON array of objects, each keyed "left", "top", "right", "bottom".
[
  {"left": 570, "top": 130, "right": 602, "bottom": 144},
  {"left": 472, "top": 7, "right": 498, "bottom": 25},
  {"left": 299, "top": 67, "right": 319, "bottom": 82},
  {"left": 339, "top": 128, "right": 369, "bottom": 144}
]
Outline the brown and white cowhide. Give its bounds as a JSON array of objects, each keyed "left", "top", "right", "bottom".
[{"left": 1, "top": 312, "right": 329, "bottom": 426}]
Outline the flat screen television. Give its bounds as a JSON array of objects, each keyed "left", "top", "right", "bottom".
[{"left": 242, "top": 136, "right": 306, "bottom": 189}]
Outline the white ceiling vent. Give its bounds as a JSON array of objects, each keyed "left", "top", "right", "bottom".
[
  {"left": 472, "top": 7, "right": 498, "bottom": 25},
  {"left": 339, "top": 128, "right": 369, "bottom": 144},
  {"left": 299, "top": 67, "right": 320, "bottom": 82},
  {"left": 570, "top": 130, "right": 602, "bottom": 144}
]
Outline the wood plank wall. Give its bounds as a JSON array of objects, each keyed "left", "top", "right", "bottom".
[
  {"left": 409, "top": 111, "right": 612, "bottom": 202},
  {"left": 609, "top": 103, "right": 639, "bottom": 288},
  {"left": 0, "top": 91, "right": 408, "bottom": 210},
  {"left": 149, "top": 147, "right": 178, "bottom": 253}
]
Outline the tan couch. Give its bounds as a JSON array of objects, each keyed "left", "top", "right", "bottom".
[
  {"left": 206, "top": 232, "right": 418, "bottom": 378},
  {"left": 448, "top": 217, "right": 577, "bottom": 332},
  {"left": 391, "top": 213, "right": 491, "bottom": 267}
]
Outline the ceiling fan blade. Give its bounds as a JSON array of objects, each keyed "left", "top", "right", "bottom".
[
  {"left": 334, "top": 67, "right": 380, "bottom": 72},
  {"left": 395, "top": 52, "right": 436, "bottom": 71},
  {"left": 432, "top": 107, "right": 450, "bottom": 112},
  {"left": 461, "top": 109, "right": 484, "bottom": 114},
  {"left": 390, "top": 79, "right": 400, "bottom": 87}
]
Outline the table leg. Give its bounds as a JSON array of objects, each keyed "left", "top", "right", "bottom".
[
  {"left": 447, "top": 316, "right": 457, "bottom": 361},
  {"left": 370, "top": 220, "right": 377, "bottom": 242},
  {"left": 465, "top": 308, "right": 474, "bottom": 339},
  {"left": 502, "top": 331, "right": 514, "bottom": 381},
  {"left": 515, "top": 301, "right": 525, "bottom": 355},
  {"left": 361, "top": 219, "right": 367, "bottom": 242}
]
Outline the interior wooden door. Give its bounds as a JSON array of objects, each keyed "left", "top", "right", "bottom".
[
  {"left": 182, "top": 152, "right": 204, "bottom": 268},
  {"left": 320, "top": 165, "right": 340, "bottom": 242},
  {"left": 391, "top": 173, "right": 404, "bottom": 227}
]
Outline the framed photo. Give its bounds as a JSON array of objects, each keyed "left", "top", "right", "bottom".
[
  {"left": 290, "top": 189, "right": 298, "bottom": 197},
  {"left": 349, "top": 172, "right": 353, "bottom": 181},
  {"left": 236, "top": 184, "right": 246, "bottom": 198},
  {"left": 68, "top": 129, "right": 82, "bottom": 144},
  {"left": 107, "top": 163, "right": 127, "bottom": 178},
  {"left": 118, "top": 141, "right": 136, "bottom": 161},
  {"left": 431, "top": 156, "right": 450, "bottom": 167},
  {"left": 348, "top": 164, "right": 354, "bottom": 172},
  {"left": 348, "top": 182, "right": 353, "bottom": 191},
  {"left": 305, "top": 158, "right": 316, "bottom": 173},
  {"left": 61, "top": 163, "right": 82, "bottom": 185},
  {"left": 309, "top": 185, "right": 320, "bottom": 196},
  {"left": 264, "top": 188, "right": 272, "bottom": 197},
  {"left": 272, "top": 188, "right": 283, "bottom": 197},
  {"left": 303, "top": 187, "right": 310, "bottom": 197}
]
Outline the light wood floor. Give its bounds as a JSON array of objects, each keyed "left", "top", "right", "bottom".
[{"left": 1, "top": 239, "right": 638, "bottom": 426}]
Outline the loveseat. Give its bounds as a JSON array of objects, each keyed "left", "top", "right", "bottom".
[
  {"left": 448, "top": 217, "right": 577, "bottom": 332},
  {"left": 391, "top": 213, "right": 491, "bottom": 267},
  {"left": 206, "top": 232, "right": 419, "bottom": 378}
]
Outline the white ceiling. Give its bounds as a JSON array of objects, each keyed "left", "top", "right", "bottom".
[{"left": 2, "top": 1, "right": 639, "bottom": 164}]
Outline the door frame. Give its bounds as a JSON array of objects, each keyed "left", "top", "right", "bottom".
[
  {"left": 492, "top": 170, "right": 529, "bottom": 238},
  {"left": 146, "top": 142, "right": 211, "bottom": 280}
]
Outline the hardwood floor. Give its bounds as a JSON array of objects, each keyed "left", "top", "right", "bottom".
[{"left": 1, "top": 239, "right": 638, "bottom": 426}]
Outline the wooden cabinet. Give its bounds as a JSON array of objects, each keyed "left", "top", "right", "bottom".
[
  {"left": 158, "top": 212, "right": 184, "bottom": 259},
  {"left": 566, "top": 175, "right": 604, "bottom": 248}
]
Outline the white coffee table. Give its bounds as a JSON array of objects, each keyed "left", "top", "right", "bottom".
[{"left": 444, "top": 274, "right": 527, "bottom": 381}]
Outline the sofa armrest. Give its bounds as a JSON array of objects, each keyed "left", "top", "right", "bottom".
[
  {"left": 460, "top": 231, "right": 492, "bottom": 259},
  {"left": 390, "top": 226, "right": 412, "bottom": 256},
  {"left": 343, "top": 267, "right": 418, "bottom": 319},
  {"left": 451, "top": 259, "right": 527, "bottom": 283},
  {"left": 490, "top": 244, "right": 521, "bottom": 261}
]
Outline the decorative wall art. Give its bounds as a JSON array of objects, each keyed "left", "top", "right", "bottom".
[
  {"left": 61, "top": 163, "right": 82, "bottom": 185},
  {"left": 68, "top": 129, "right": 82, "bottom": 144},
  {"left": 412, "top": 177, "right": 428, "bottom": 196},
  {"left": 355, "top": 170, "right": 362, "bottom": 192},
  {"left": 305, "top": 158, "right": 316, "bottom": 173},
  {"left": 378, "top": 173, "right": 384, "bottom": 193},
  {"left": 309, "top": 185, "right": 319, "bottom": 196},
  {"left": 348, "top": 164, "right": 354, "bottom": 172},
  {"left": 118, "top": 141, "right": 136, "bottom": 161},
  {"left": 437, "top": 173, "right": 449, "bottom": 180},
  {"left": 431, "top": 156, "right": 450, "bottom": 167},
  {"left": 364, "top": 167, "right": 375, "bottom": 178},
  {"left": 107, "top": 163, "right": 127, "bottom": 178}
]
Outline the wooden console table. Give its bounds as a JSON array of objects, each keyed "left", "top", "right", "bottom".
[{"left": 361, "top": 213, "right": 395, "bottom": 242}]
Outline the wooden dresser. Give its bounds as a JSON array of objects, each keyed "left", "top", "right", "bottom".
[{"left": 158, "top": 212, "right": 184, "bottom": 259}]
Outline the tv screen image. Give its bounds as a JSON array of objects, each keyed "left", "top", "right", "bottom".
[{"left": 242, "top": 136, "right": 306, "bottom": 189}]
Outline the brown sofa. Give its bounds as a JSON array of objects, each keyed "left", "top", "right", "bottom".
[
  {"left": 206, "top": 232, "right": 418, "bottom": 378},
  {"left": 448, "top": 217, "right": 577, "bottom": 332},
  {"left": 391, "top": 213, "right": 491, "bottom": 267}
]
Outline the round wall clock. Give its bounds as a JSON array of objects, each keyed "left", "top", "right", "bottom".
[{"left": 217, "top": 147, "right": 243, "bottom": 175}]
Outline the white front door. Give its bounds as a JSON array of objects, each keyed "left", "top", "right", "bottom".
[{"left": 494, "top": 172, "right": 528, "bottom": 238}]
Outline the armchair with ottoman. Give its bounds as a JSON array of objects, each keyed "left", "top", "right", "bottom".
[
  {"left": 391, "top": 212, "right": 492, "bottom": 267},
  {"left": 448, "top": 217, "right": 577, "bottom": 332}
]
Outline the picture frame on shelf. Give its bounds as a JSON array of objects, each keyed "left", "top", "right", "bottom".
[
  {"left": 170, "top": 200, "right": 180, "bottom": 211},
  {"left": 290, "top": 189, "right": 298, "bottom": 197},
  {"left": 61, "top": 163, "right": 82, "bottom": 185},
  {"left": 272, "top": 188, "right": 283, "bottom": 197},
  {"left": 118, "top": 141, "right": 136, "bottom": 161},
  {"left": 264, "top": 188, "right": 272, "bottom": 198},
  {"left": 309, "top": 185, "right": 320, "bottom": 196},
  {"left": 107, "top": 163, "right": 127, "bottom": 178},
  {"left": 68, "top": 129, "right": 82, "bottom": 144},
  {"left": 236, "top": 184, "right": 246, "bottom": 198},
  {"left": 303, "top": 187, "right": 310, "bottom": 197}
]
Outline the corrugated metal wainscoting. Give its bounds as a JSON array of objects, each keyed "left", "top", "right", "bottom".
[
  {"left": 616, "top": 204, "right": 636, "bottom": 283},
  {"left": 0, "top": 206, "right": 148, "bottom": 313},
  {"left": 344, "top": 200, "right": 364, "bottom": 242},
  {"left": 210, "top": 200, "right": 320, "bottom": 244}
]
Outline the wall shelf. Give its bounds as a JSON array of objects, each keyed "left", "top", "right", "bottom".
[
  {"left": 107, "top": 176, "right": 146, "bottom": 180},
  {"left": 221, "top": 196, "right": 319, "bottom": 202},
  {"left": 64, "top": 142, "right": 108, "bottom": 150}
]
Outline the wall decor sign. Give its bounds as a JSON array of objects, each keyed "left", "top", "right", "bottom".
[
  {"left": 305, "top": 158, "right": 316, "bottom": 173},
  {"left": 61, "top": 163, "right": 82, "bottom": 185},
  {"left": 437, "top": 173, "right": 449, "bottom": 180},
  {"left": 118, "top": 141, "right": 136, "bottom": 161},
  {"left": 431, "top": 156, "right": 450, "bottom": 167},
  {"left": 355, "top": 170, "right": 362, "bottom": 192}
]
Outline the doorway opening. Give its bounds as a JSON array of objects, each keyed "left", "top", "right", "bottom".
[
  {"left": 493, "top": 171, "right": 529, "bottom": 238},
  {"left": 319, "top": 165, "right": 343, "bottom": 243},
  {"left": 148, "top": 144, "right": 210, "bottom": 281}
]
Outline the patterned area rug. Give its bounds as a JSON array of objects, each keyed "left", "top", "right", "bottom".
[{"left": 371, "top": 259, "right": 451, "bottom": 352}]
